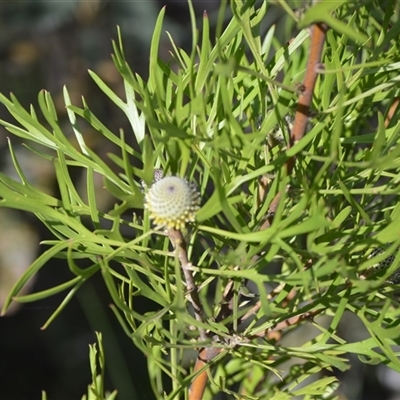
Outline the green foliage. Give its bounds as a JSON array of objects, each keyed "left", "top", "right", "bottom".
[
  {"left": 1, "top": 0, "right": 400, "bottom": 398},
  {"left": 82, "top": 332, "right": 118, "bottom": 400},
  {"left": 42, "top": 333, "right": 118, "bottom": 400}
]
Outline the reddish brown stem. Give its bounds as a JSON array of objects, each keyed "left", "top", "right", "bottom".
[
  {"left": 261, "top": 23, "right": 328, "bottom": 229},
  {"left": 189, "top": 347, "right": 222, "bottom": 400},
  {"left": 290, "top": 23, "right": 328, "bottom": 146},
  {"left": 167, "top": 228, "right": 207, "bottom": 341},
  {"left": 385, "top": 97, "right": 400, "bottom": 127},
  {"left": 253, "top": 308, "right": 323, "bottom": 338}
]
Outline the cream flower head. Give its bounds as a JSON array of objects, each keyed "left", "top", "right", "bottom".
[{"left": 144, "top": 176, "right": 201, "bottom": 230}]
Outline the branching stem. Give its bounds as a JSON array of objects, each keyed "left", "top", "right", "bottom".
[
  {"left": 261, "top": 22, "right": 328, "bottom": 229},
  {"left": 167, "top": 228, "right": 207, "bottom": 342}
]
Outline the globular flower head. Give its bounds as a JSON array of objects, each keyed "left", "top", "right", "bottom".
[{"left": 144, "top": 176, "right": 201, "bottom": 230}]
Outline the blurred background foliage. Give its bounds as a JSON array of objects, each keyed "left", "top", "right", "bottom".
[{"left": 1, "top": 1, "right": 399, "bottom": 400}]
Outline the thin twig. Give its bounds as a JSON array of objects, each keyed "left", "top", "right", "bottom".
[
  {"left": 214, "top": 272, "right": 237, "bottom": 323},
  {"left": 167, "top": 228, "right": 208, "bottom": 342},
  {"left": 261, "top": 22, "right": 328, "bottom": 230},
  {"left": 239, "top": 282, "right": 286, "bottom": 323},
  {"left": 252, "top": 308, "right": 323, "bottom": 338},
  {"left": 385, "top": 97, "right": 400, "bottom": 127}
]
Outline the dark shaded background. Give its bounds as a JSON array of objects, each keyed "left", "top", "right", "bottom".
[{"left": 0, "top": 1, "right": 399, "bottom": 400}]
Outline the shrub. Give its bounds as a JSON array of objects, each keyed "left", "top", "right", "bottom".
[{"left": 1, "top": 1, "right": 400, "bottom": 399}]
